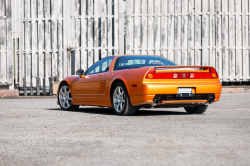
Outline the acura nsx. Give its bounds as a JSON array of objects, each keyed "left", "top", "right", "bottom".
[{"left": 57, "top": 55, "right": 221, "bottom": 115}]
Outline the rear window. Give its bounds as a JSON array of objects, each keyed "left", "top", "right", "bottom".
[{"left": 114, "top": 56, "right": 177, "bottom": 71}]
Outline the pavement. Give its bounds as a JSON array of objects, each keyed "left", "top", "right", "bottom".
[{"left": 0, "top": 93, "right": 250, "bottom": 166}]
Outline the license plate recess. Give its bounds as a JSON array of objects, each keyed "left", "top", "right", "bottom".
[{"left": 177, "top": 88, "right": 194, "bottom": 97}]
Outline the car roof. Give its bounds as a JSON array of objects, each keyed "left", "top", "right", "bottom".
[{"left": 113, "top": 55, "right": 162, "bottom": 58}]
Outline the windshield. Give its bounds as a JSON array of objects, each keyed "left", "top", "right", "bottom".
[{"left": 114, "top": 56, "right": 177, "bottom": 71}]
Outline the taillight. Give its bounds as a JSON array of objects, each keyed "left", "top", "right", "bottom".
[
  {"left": 190, "top": 73, "right": 195, "bottom": 78},
  {"left": 173, "top": 73, "right": 178, "bottom": 78},
  {"left": 209, "top": 68, "right": 218, "bottom": 78},
  {"left": 191, "top": 68, "right": 218, "bottom": 79},
  {"left": 145, "top": 67, "right": 218, "bottom": 79},
  {"left": 145, "top": 68, "right": 156, "bottom": 79}
]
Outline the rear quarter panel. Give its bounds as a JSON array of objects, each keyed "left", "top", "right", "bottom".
[{"left": 109, "top": 67, "right": 151, "bottom": 97}]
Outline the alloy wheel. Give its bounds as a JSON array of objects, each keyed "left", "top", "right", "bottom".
[
  {"left": 59, "top": 86, "right": 72, "bottom": 109},
  {"left": 113, "top": 86, "right": 125, "bottom": 113}
]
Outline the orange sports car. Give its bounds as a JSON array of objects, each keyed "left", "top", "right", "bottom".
[{"left": 57, "top": 55, "right": 221, "bottom": 115}]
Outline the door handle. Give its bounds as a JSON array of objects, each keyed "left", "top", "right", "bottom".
[{"left": 99, "top": 75, "right": 102, "bottom": 77}]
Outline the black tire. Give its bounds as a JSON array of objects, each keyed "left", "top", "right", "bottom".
[
  {"left": 111, "top": 83, "right": 138, "bottom": 116},
  {"left": 184, "top": 105, "right": 208, "bottom": 114},
  {"left": 58, "top": 83, "right": 79, "bottom": 111}
]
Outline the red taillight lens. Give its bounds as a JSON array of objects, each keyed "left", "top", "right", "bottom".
[
  {"left": 173, "top": 73, "right": 178, "bottom": 78},
  {"left": 193, "top": 68, "right": 218, "bottom": 79},
  {"left": 145, "top": 68, "right": 156, "bottom": 79},
  {"left": 209, "top": 68, "right": 218, "bottom": 78},
  {"left": 190, "top": 73, "right": 195, "bottom": 78}
]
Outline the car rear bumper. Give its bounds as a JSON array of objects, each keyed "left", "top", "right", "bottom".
[
  {"left": 130, "top": 94, "right": 221, "bottom": 106},
  {"left": 130, "top": 81, "right": 221, "bottom": 106}
]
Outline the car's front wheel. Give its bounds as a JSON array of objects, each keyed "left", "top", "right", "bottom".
[
  {"left": 111, "top": 83, "right": 138, "bottom": 116},
  {"left": 184, "top": 105, "right": 208, "bottom": 114},
  {"left": 58, "top": 83, "right": 79, "bottom": 111}
]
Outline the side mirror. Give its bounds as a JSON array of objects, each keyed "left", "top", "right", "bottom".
[{"left": 76, "top": 69, "right": 84, "bottom": 78}]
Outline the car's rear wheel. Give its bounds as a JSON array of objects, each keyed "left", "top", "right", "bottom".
[
  {"left": 111, "top": 83, "right": 138, "bottom": 116},
  {"left": 58, "top": 83, "right": 79, "bottom": 111},
  {"left": 184, "top": 105, "right": 208, "bottom": 114}
]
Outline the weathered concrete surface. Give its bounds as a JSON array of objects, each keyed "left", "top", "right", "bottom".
[
  {"left": 222, "top": 86, "right": 250, "bottom": 93},
  {"left": 0, "top": 93, "right": 249, "bottom": 166},
  {"left": 0, "top": 89, "right": 19, "bottom": 98}
]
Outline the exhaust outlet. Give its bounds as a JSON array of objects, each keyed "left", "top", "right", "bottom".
[
  {"left": 207, "top": 98, "right": 213, "bottom": 104},
  {"left": 154, "top": 98, "right": 161, "bottom": 105}
]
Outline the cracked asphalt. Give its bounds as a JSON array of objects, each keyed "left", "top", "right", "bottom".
[{"left": 0, "top": 93, "right": 250, "bottom": 166}]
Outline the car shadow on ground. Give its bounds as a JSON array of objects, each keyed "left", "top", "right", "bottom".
[{"left": 48, "top": 107, "right": 188, "bottom": 116}]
